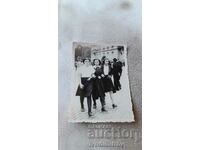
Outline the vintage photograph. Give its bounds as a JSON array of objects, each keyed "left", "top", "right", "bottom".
[
  {"left": 68, "top": 42, "right": 134, "bottom": 122},
  {"left": 59, "top": 0, "right": 141, "bottom": 149}
]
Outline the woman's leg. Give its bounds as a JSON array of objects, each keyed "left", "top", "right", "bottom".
[
  {"left": 87, "top": 96, "right": 92, "bottom": 116},
  {"left": 109, "top": 91, "right": 117, "bottom": 108},
  {"left": 100, "top": 96, "right": 107, "bottom": 112},
  {"left": 109, "top": 91, "right": 114, "bottom": 104},
  {"left": 93, "top": 98, "right": 97, "bottom": 109},
  {"left": 80, "top": 96, "right": 85, "bottom": 111}
]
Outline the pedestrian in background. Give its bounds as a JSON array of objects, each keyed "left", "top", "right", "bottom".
[{"left": 112, "top": 58, "right": 122, "bottom": 91}]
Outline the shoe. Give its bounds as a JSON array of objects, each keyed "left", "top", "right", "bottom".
[
  {"left": 88, "top": 112, "right": 93, "bottom": 117},
  {"left": 112, "top": 104, "right": 117, "bottom": 109},
  {"left": 81, "top": 108, "right": 85, "bottom": 112},
  {"left": 101, "top": 107, "right": 107, "bottom": 112},
  {"left": 93, "top": 105, "right": 97, "bottom": 109},
  {"left": 115, "top": 88, "right": 119, "bottom": 91}
]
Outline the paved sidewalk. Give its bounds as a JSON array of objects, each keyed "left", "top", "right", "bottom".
[{"left": 68, "top": 68, "right": 134, "bottom": 122}]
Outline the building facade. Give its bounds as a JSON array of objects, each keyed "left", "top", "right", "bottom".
[{"left": 91, "top": 45, "right": 125, "bottom": 62}]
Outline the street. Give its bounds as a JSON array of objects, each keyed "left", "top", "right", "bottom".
[{"left": 68, "top": 67, "right": 134, "bottom": 122}]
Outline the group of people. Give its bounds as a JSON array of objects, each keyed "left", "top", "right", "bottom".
[{"left": 75, "top": 57, "right": 123, "bottom": 117}]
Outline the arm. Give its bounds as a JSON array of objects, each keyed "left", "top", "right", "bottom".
[
  {"left": 78, "top": 72, "right": 84, "bottom": 89},
  {"left": 109, "top": 65, "right": 113, "bottom": 76},
  {"left": 101, "top": 66, "right": 105, "bottom": 78},
  {"left": 89, "top": 66, "right": 96, "bottom": 79}
]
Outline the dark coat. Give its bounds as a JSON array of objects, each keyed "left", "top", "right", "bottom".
[
  {"left": 101, "top": 65, "right": 116, "bottom": 93},
  {"left": 112, "top": 61, "right": 122, "bottom": 77},
  {"left": 102, "top": 65, "right": 113, "bottom": 75},
  {"left": 92, "top": 66, "right": 105, "bottom": 100}
]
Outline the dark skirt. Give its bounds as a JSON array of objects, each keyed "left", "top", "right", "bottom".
[
  {"left": 103, "top": 75, "right": 116, "bottom": 93},
  {"left": 76, "top": 77, "right": 93, "bottom": 97},
  {"left": 92, "top": 78, "right": 105, "bottom": 100}
]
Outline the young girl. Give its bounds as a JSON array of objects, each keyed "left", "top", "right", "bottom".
[
  {"left": 92, "top": 59, "right": 107, "bottom": 112},
  {"left": 102, "top": 58, "right": 117, "bottom": 108},
  {"left": 75, "top": 58, "right": 94, "bottom": 117}
]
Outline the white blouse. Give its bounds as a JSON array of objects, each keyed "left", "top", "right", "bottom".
[
  {"left": 77, "top": 65, "right": 94, "bottom": 77},
  {"left": 104, "top": 65, "right": 109, "bottom": 75}
]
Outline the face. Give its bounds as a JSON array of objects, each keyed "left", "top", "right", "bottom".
[
  {"left": 94, "top": 59, "right": 100, "bottom": 66},
  {"left": 104, "top": 59, "right": 109, "bottom": 65},
  {"left": 84, "top": 59, "right": 90, "bottom": 66}
]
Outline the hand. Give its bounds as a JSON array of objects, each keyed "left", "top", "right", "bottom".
[
  {"left": 87, "top": 78, "right": 91, "bottom": 81},
  {"left": 92, "top": 74, "right": 96, "bottom": 78},
  {"left": 101, "top": 74, "right": 105, "bottom": 77},
  {"left": 80, "top": 83, "right": 84, "bottom": 89},
  {"left": 98, "top": 76, "right": 101, "bottom": 79}
]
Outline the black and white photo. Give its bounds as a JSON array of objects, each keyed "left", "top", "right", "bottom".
[{"left": 68, "top": 42, "right": 134, "bottom": 122}]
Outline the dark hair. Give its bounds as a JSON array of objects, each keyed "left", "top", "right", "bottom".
[
  {"left": 101, "top": 56, "right": 106, "bottom": 61},
  {"left": 113, "top": 58, "right": 117, "bottom": 62},
  {"left": 103, "top": 58, "right": 111, "bottom": 65},
  {"left": 93, "top": 59, "right": 101, "bottom": 65},
  {"left": 83, "top": 58, "right": 91, "bottom": 63}
]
